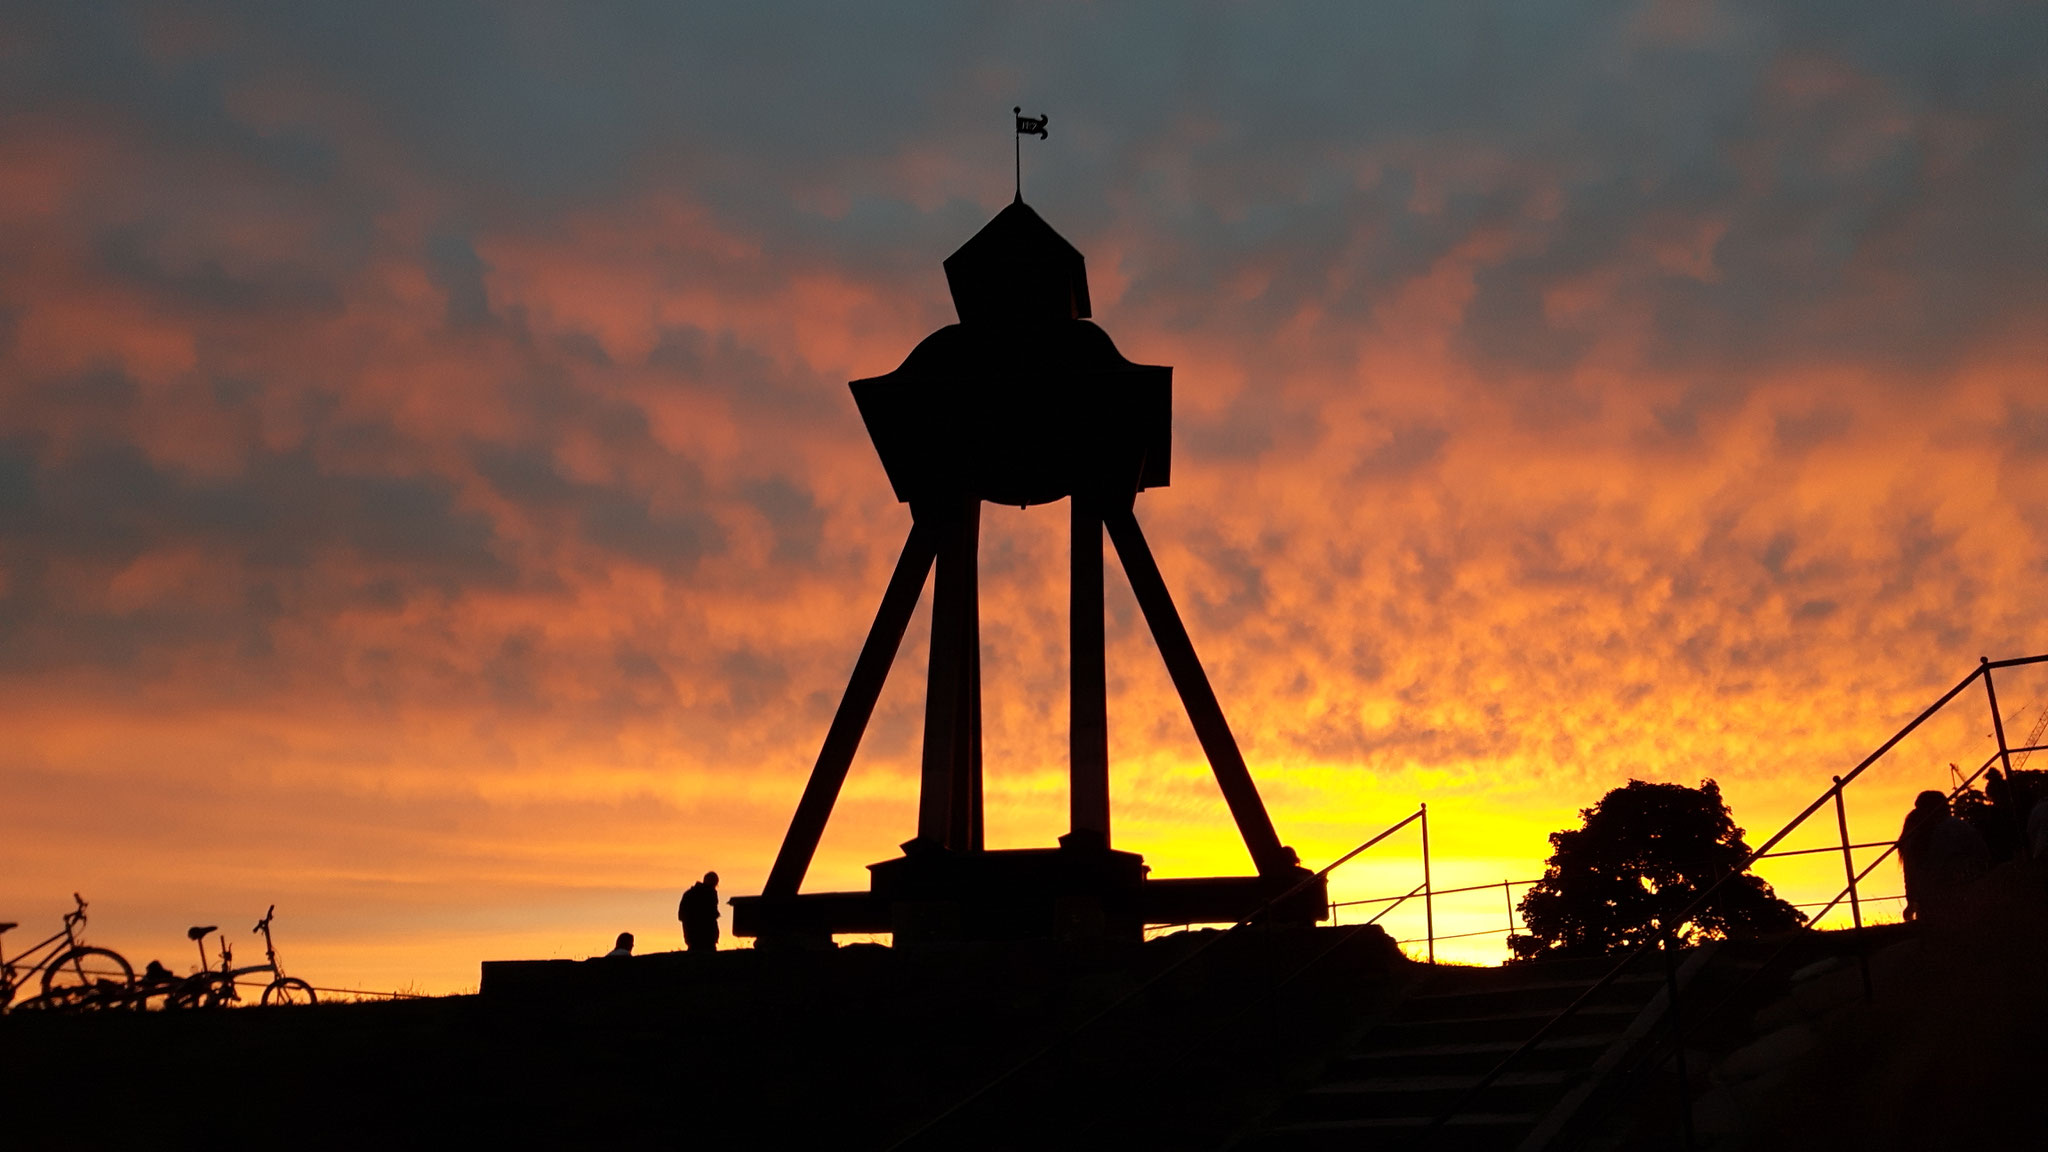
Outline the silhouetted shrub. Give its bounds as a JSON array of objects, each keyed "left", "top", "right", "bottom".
[{"left": 1509, "top": 779, "right": 1805, "bottom": 961}]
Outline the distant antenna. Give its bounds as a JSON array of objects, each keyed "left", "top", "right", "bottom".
[
  {"left": 2015, "top": 704, "right": 2048, "bottom": 771},
  {"left": 1013, "top": 106, "right": 1048, "bottom": 201}
]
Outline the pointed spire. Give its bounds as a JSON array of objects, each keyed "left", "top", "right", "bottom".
[{"left": 942, "top": 199, "right": 1090, "bottom": 325}]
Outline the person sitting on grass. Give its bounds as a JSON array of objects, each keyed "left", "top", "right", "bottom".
[{"left": 603, "top": 931, "right": 634, "bottom": 958}]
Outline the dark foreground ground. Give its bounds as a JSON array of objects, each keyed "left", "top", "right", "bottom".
[
  {"left": 1723, "top": 859, "right": 2048, "bottom": 1152},
  {"left": 1545, "top": 859, "right": 2048, "bottom": 1152},
  {"left": 14, "top": 865, "right": 2048, "bottom": 1151},
  {"left": 3, "top": 925, "right": 1412, "bottom": 1150}
]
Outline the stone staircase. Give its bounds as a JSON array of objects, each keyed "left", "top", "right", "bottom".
[{"left": 1246, "top": 952, "right": 1701, "bottom": 1151}]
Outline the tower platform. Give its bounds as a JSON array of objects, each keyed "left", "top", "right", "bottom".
[{"left": 732, "top": 837, "right": 1327, "bottom": 946}]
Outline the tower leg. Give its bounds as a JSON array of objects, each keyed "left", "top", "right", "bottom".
[
  {"left": 958, "top": 505, "right": 985, "bottom": 852},
  {"left": 762, "top": 522, "right": 937, "bottom": 900},
  {"left": 1070, "top": 494, "right": 1110, "bottom": 842},
  {"left": 918, "top": 499, "right": 984, "bottom": 851},
  {"left": 1104, "top": 506, "right": 1291, "bottom": 876}
]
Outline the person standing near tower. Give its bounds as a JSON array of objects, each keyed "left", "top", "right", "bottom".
[{"left": 679, "top": 871, "right": 720, "bottom": 952}]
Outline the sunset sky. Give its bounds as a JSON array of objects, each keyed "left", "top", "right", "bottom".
[{"left": 4, "top": 2, "right": 2047, "bottom": 994}]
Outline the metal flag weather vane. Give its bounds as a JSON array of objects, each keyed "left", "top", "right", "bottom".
[{"left": 1014, "top": 107, "right": 1048, "bottom": 200}]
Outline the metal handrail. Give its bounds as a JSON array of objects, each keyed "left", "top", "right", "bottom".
[
  {"left": 1425, "top": 653, "right": 2048, "bottom": 1143},
  {"left": 1364, "top": 882, "right": 1426, "bottom": 927},
  {"left": 1326, "top": 836, "right": 1911, "bottom": 948},
  {"left": 1330, "top": 843, "right": 1894, "bottom": 949},
  {"left": 1754, "top": 840, "right": 1897, "bottom": 861},
  {"left": 1803, "top": 737, "right": 2025, "bottom": 926},
  {"left": 1332, "top": 877, "right": 1540, "bottom": 907}
]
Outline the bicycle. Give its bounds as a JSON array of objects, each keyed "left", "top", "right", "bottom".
[
  {"left": 0, "top": 893, "right": 134, "bottom": 1012},
  {"left": 158, "top": 909, "right": 315, "bottom": 1009},
  {"left": 252, "top": 905, "right": 315, "bottom": 1006},
  {"left": 162, "top": 924, "right": 272, "bottom": 1009}
]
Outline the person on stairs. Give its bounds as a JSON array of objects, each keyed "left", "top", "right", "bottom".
[{"left": 679, "top": 871, "right": 721, "bottom": 952}]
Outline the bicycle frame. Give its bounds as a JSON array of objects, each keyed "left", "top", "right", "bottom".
[
  {"left": 206, "top": 936, "right": 273, "bottom": 1005},
  {"left": 248, "top": 905, "right": 313, "bottom": 1007},
  {"left": 0, "top": 895, "right": 90, "bottom": 1005},
  {"left": 3, "top": 929, "right": 72, "bottom": 984},
  {"left": 154, "top": 910, "right": 302, "bottom": 1010},
  {"left": 254, "top": 905, "right": 283, "bottom": 975}
]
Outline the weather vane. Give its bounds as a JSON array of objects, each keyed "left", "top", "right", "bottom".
[{"left": 1013, "top": 106, "right": 1048, "bottom": 201}]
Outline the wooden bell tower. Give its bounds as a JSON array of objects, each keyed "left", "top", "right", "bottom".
[{"left": 732, "top": 198, "right": 1322, "bottom": 946}]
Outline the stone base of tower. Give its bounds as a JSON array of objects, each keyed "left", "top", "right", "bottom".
[{"left": 731, "top": 838, "right": 1326, "bottom": 948}]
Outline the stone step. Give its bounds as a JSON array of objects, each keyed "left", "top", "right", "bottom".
[
  {"left": 1404, "top": 972, "right": 1663, "bottom": 1002},
  {"left": 1310, "top": 1070, "right": 1572, "bottom": 1094},
  {"left": 1250, "top": 951, "right": 1705, "bottom": 1152},
  {"left": 1387, "top": 974, "right": 1663, "bottom": 1022},
  {"left": 1411, "top": 955, "right": 1639, "bottom": 987},
  {"left": 1330, "top": 1033, "right": 1616, "bottom": 1078},
  {"left": 1278, "top": 1073, "right": 1569, "bottom": 1122},
  {"left": 1276, "top": 1112, "right": 1541, "bottom": 1130},
  {"left": 1251, "top": 1111, "right": 1540, "bottom": 1152},
  {"left": 1362, "top": 1003, "right": 1641, "bottom": 1047}
]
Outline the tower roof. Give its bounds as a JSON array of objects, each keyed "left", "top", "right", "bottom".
[
  {"left": 852, "top": 196, "right": 1167, "bottom": 508},
  {"left": 942, "top": 198, "right": 1092, "bottom": 325}
]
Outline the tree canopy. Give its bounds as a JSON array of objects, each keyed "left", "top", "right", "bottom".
[{"left": 1509, "top": 778, "right": 1805, "bottom": 961}]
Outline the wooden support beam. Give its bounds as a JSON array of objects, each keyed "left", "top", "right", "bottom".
[
  {"left": 919, "top": 500, "right": 983, "bottom": 849},
  {"left": 967, "top": 614, "right": 984, "bottom": 851},
  {"left": 1070, "top": 494, "right": 1110, "bottom": 841},
  {"left": 955, "top": 503, "right": 984, "bottom": 851},
  {"left": 1104, "top": 506, "right": 1290, "bottom": 876},
  {"left": 762, "top": 522, "right": 937, "bottom": 900}
]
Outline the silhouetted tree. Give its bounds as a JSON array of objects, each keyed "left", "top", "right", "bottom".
[{"left": 1509, "top": 779, "right": 1805, "bottom": 961}]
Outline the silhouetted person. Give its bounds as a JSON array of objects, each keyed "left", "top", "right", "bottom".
[
  {"left": 680, "top": 871, "right": 720, "bottom": 952},
  {"left": 1983, "top": 768, "right": 2024, "bottom": 861},
  {"left": 1900, "top": 791, "right": 1946, "bottom": 921},
  {"left": 603, "top": 931, "right": 634, "bottom": 958},
  {"left": 1900, "top": 790, "right": 1990, "bottom": 921},
  {"left": 2029, "top": 795, "right": 2048, "bottom": 861},
  {"left": 141, "top": 959, "right": 175, "bottom": 987}
]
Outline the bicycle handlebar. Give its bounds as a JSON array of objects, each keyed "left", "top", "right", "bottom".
[{"left": 253, "top": 904, "right": 275, "bottom": 934}]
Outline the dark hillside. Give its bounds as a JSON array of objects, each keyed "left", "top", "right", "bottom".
[{"left": 6, "top": 926, "right": 1409, "bottom": 1150}]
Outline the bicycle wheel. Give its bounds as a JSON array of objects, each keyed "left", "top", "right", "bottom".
[
  {"left": 40, "top": 946, "right": 134, "bottom": 1004},
  {"left": 162, "top": 975, "right": 213, "bottom": 1010},
  {"left": 261, "top": 977, "right": 316, "bottom": 1006},
  {"left": 204, "top": 972, "right": 243, "bottom": 1008}
]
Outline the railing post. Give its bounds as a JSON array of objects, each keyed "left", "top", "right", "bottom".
[
  {"left": 1984, "top": 657, "right": 2017, "bottom": 783},
  {"left": 1830, "top": 778, "right": 1863, "bottom": 933},
  {"left": 1421, "top": 803, "right": 1435, "bottom": 965},
  {"left": 1503, "top": 879, "right": 1515, "bottom": 940},
  {"left": 1832, "top": 776, "right": 1875, "bottom": 1003},
  {"left": 1662, "top": 927, "right": 1695, "bottom": 1151}
]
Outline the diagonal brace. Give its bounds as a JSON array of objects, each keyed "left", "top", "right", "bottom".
[
  {"left": 762, "top": 521, "right": 937, "bottom": 899},
  {"left": 1104, "top": 506, "right": 1291, "bottom": 876}
]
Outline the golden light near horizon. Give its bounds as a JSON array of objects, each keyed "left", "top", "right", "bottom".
[{"left": 4, "top": 2, "right": 2048, "bottom": 994}]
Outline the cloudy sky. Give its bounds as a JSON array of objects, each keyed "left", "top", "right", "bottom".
[{"left": 4, "top": 1, "right": 2046, "bottom": 991}]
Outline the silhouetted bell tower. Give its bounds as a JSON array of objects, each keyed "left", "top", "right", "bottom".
[{"left": 732, "top": 196, "right": 1322, "bottom": 947}]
